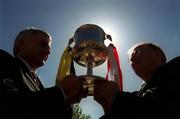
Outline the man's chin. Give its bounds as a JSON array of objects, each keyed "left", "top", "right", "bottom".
[
  {"left": 38, "top": 61, "right": 46, "bottom": 67},
  {"left": 42, "top": 60, "right": 46, "bottom": 65}
]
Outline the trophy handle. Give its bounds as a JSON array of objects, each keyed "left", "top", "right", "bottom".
[
  {"left": 105, "top": 34, "right": 112, "bottom": 41},
  {"left": 68, "top": 37, "right": 75, "bottom": 47}
]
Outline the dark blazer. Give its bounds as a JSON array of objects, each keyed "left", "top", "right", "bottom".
[
  {"left": 0, "top": 49, "right": 70, "bottom": 119},
  {"left": 104, "top": 56, "right": 180, "bottom": 119}
]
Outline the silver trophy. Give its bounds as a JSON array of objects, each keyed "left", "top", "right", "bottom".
[{"left": 70, "top": 24, "right": 112, "bottom": 95}]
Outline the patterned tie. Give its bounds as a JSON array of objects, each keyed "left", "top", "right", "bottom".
[{"left": 30, "top": 72, "right": 40, "bottom": 87}]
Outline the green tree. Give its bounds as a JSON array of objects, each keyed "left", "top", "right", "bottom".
[{"left": 72, "top": 104, "right": 91, "bottom": 119}]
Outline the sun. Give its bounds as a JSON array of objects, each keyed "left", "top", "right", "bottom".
[{"left": 97, "top": 22, "right": 120, "bottom": 48}]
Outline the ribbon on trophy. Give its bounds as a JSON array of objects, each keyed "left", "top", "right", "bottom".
[
  {"left": 56, "top": 38, "right": 75, "bottom": 86},
  {"left": 106, "top": 43, "right": 123, "bottom": 91}
]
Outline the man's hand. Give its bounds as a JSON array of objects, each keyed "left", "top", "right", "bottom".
[
  {"left": 94, "top": 79, "right": 119, "bottom": 114},
  {"left": 58, "top": 74, "right": 87, "bottom": 105}
]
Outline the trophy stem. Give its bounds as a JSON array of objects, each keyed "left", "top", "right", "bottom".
[
  {"left": 86, "top": 54, "right": 93, "bottom": 76},
  {"left": 83, "top": 54, "right": 94, "bottom": 95},
  {"left": 87, "top": 63, "right": 93, "bottom": 76}
]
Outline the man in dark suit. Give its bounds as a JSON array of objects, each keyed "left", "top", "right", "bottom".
[
  {"left": 95, "top": 43, "right": 180, "bottom": 118},
  {"left": 0, "top": 27, "right": 85, "bottom": 119}
]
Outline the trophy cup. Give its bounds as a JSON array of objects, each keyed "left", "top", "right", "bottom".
[{"left": 70, "top": 24, "right": 112, "bottom": 95}]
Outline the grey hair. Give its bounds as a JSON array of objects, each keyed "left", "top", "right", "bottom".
[
  {"left": 13, "top": 27, "right": 51, "bottom": 56},
  {"left": 127, "top": 42, "right": 167, "bottom": 63}
]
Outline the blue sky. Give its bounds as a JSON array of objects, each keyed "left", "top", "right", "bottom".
[{"left": 1, "top": 0, "right": 180, "bottom": 118}]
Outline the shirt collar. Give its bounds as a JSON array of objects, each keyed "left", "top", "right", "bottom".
[{"left": 17, "top": 56, "right": 35, "bottom": 73}]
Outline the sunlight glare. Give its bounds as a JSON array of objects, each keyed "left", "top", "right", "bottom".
[{"left": 96, "top": 21, "right": 125, "bottom": 52}]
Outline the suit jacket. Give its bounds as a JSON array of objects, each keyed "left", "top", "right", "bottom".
[
  {"left": 0, "top": 49, "right": 70, "bottom": 119},
  {"left": 103, "top": 56, "right": 180, "bottom": 119}
]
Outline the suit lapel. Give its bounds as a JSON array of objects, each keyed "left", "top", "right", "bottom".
[
  {"left": 20, "top": 69, "right": 40, "bottom": 91},
  {"left": 15, "top": 57, "right": 44, "bottom": 91}
]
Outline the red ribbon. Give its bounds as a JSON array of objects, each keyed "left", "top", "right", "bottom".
[{"left": 106, "top": 44, "right": 123, "bottom": 91}]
